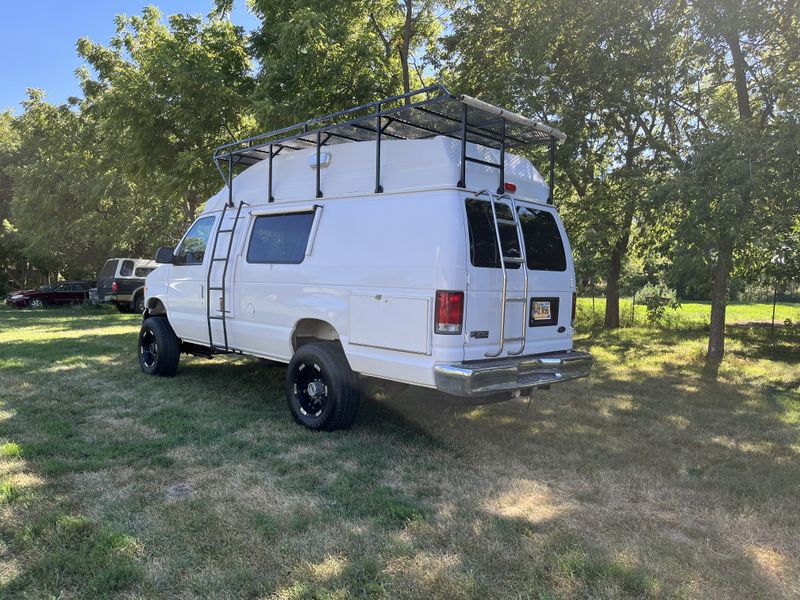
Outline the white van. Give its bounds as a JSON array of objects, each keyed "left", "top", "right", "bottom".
[{"left": 139, "top": 85, "right": 592, "bottom": 430}]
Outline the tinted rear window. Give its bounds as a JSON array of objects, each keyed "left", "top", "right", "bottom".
[
  {"left": 134, "top": 267, "right": 155, "bottom": 277},
  {"left": 465, "top": 200, "right": 567, "bottom": 272},
  {"left": 465, "top": 199, "right": 521, "bottom": 269},
  {"left": 247, "top": 212, "right": 314, "bottom": 264},
  {"left": 99, "top": 260, "right": 118, "bottom": 279},
  {"left": 518, "top": 207, "right": 567, "bottom": 271}
]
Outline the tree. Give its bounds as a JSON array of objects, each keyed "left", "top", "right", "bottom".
[
  {"left": 0, "top": 110, "right": 27, "bottom": 292},
  {"left": 445, "top": 0, "right": 689, "bottom": 328},
  {"left": 239, "top": 0, "right": 447, "bottom": 128},
  {"left": 675, "top": 0, "right": 800, "bottom": 373},
  {"left": 10, "top": 92, "right": 110, "bottom": 276},
  {"left": 77, "top": 7, "right": 256, "bottom": 224}
]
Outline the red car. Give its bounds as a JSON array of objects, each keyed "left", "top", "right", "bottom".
[{"left": 4, "top": 280, "right": 96, "bottom": 309}]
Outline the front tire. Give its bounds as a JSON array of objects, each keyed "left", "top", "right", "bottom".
[
  {"left": 138, "top": 317, "right": 180, "bottom": 376},
  {"left": 286, "top": 342, "right": 360, "bottom": 431},
  {"left": 133, "top": 294, "right": 145, "bottom": 314}
]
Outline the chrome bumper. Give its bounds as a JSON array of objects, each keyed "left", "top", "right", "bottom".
[{"left": 434, "top": 350, "right": 593, "bottom": 397}]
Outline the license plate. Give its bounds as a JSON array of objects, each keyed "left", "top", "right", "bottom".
[{"left": 532, "top": 301, "right": 551, "bottom": 321}]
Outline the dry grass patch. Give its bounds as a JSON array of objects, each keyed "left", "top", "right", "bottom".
[{"left": 0, "top": 307, "right": 798, "bottom": 598}]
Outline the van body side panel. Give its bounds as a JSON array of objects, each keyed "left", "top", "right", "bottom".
[
  {"left": 226, "top": 191, "right": 466, "bottom": 386},
  {"left": 349, "top": 294, "right": 430, "bottom": 354}
]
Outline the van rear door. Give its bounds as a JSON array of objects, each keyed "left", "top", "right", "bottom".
[{"left": 462, "top": 197, "right": 574, "bottom": 360}]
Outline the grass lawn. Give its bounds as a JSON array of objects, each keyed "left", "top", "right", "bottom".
[
  {"left": 0, "top": 306, "right": 798, "bottom": 599},
  {"left": 577, "top": 297, "right": 800, "bottom": 329}
]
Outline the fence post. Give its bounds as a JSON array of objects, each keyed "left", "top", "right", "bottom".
[{"left": 771, "top": 286, "right": 777, "bottom": 332}]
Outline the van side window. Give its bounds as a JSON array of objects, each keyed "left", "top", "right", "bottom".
[
  {"left": 518, "top": 207, "right": 567, "bottom": 271},
  {"left": 247, "top": 212, "right": 314, "bottom": 264},
  {"left": 120, "top": 260, "right": 135, "bottom": 277},
  {"left": 176, "top": 216, "right": 215, "bottom": 265},
  {"left": 465, "top": 199, "right": 521, "bottom": 269}
]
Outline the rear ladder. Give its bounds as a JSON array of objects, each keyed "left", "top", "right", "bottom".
[{"left": 475, "top": 189, "right": 529, "bottom": 357}]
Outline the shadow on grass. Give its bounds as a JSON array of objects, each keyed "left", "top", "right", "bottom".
[{"left": 1, "top": 312, "right": 799, "bottom": 597}]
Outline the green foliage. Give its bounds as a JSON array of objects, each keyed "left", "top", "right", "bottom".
[
  {"left": 636, "top": 282, "right": 681, "bottom": 324},
  {"left": 246, "top": 0, "right": 447, "bottom": 128},
  {"left": 10, "top": 93, "right": 114, "bottom": 276},
  {"left": 2, "top": 0, "right": 799, "bottom": 363},
  {"left": 0, "top": 111, "right": 27, "bottom": 290},
  {"left": 77, "top": 7, "right": 256, "bottom": 222},
  {"left": 0, "top": 441, "right": 23, "bottom": 459},
  {"left": 445, "top": 0, "right": 690, "bottom": 326},
  {"left": 1, "top": 9, "right": 258, "bottom": 280}
]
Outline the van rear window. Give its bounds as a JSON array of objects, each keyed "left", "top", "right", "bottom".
[
  {"left": 247, "top": 212, "right": 314, "bottom": 264},
  {"left": 518, "top": 207, "right": 567, "bottom": 272},
  {"left": 465, "top": 200, "right": 567, "bottom": 272},
  {"left": 465, "top": 199, "right": 521, "bottom": 269}
]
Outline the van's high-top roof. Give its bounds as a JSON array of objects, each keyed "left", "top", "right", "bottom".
[
  {"left": 209, "top": 84, "right": 565, "bottom": 207},
  {"left": 203, "top": 137, "right": 549, "bottom": 213}
]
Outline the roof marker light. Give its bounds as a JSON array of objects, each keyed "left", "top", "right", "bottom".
[{"left": 504, "top": 182, "right": 517, "bottom": 193}]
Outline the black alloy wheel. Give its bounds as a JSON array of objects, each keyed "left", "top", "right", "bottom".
[
  {"left": 138, "top": 316, "right": 180, "bottom": 376},
  {"left": 285, "top": 342, "right": 360, "bottom": 431}
]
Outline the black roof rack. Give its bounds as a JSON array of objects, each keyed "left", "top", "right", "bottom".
[{"left": 213, "top": 83, "right": 565, "bottom": 203}]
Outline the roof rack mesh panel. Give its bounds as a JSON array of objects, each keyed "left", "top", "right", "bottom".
[{"left": 212, "top": 84, "right": 564, "bottom": 199}]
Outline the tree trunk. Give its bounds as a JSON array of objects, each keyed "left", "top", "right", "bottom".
[
  {"left": 399, "top": 0, "right": 413, "bottom": 101},
  {"left": 604, "top": 245, "right": 623, "bottom": 329},
  {"left": 703, "top": 28, "right": 752, "bottom": 372},
  {"left": 725, "top": 32, "right": 753, "bottom": 121},
  {"left": 705, "top": 240, "right": 733, "bottom": 376},
  {"left": 604, "top": 198, "right": 636, "bottom": 329}
]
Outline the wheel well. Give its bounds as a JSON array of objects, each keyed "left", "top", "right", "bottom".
[
  {"left": 292, "top": 319, "right": 340, "bottom": 351},
  {"left": 146, "top": 298, "right": 167, "bottom": 316}
]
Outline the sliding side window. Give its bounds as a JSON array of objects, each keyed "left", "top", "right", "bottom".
[{"left": 247, "top": 212, "right": 315, "bottom": 264}]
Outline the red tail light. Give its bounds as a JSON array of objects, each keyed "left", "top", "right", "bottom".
[
  {"left": 111, "top": 281, "right": 118, "bottom": 293},
  {"left": 571, "top": 292, "right": 577, "bottom": 325},
  {"left": 435, "top": 290, "right": 464, "bottom": 335}
]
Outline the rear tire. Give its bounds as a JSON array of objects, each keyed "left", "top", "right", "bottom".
[
  {"left": 286, "top": 342, "right": 360, "bottom": 431},
  {"left": 133, "top": 293, "right": 145, "bottom": 314},
  {"left": 138, "top": 317, "right": 180, "bottom": 376}
]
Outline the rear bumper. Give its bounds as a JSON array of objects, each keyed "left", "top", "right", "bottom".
[
  {"left": 434, "top": 350, "right": 593, "bottom": 397},
  {"left": 98, "top": 293, "right": 131, "bottom": 304}
]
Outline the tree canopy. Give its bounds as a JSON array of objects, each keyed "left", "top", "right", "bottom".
[{"left": 1, "top": 0, "right": 798, "bottom": 366}]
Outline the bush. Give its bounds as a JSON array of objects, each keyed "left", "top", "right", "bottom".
[{"left": 637, "top": 283, "right": 681, "bottom": 325}]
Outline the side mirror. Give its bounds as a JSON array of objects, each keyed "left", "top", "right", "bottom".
[{"left": 155, "top": 246, "right": 175, "bottom": 264}]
